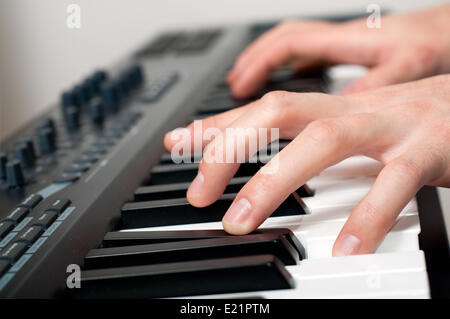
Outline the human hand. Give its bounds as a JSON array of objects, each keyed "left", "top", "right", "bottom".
[
  {"left": 164, "top": 74, "right": 450, "bottom": 256},
  {"left": 227, "top": 4, "right": 450, "bottom": 98}
]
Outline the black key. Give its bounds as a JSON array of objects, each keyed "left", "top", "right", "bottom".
[
  {"left": 32, "top": 211, "right": 58, "bottom": 229},
  {"left": 148, "top": 162, "right": 262, "bottom": 185},
  {"left": 64, "top": 166, "right": 89, "bottom": 174},
  {"left": 134, "top": 176, "right": 250, "bottom": 201},
  {"left": 53, "top": 174, "right": 80, "bottom": 184},
  {"left": 0, "top": 221, "right": 14, "bottom": 239},
  {"left": 71, "top": 163, "right": 92, "bottom": 171},
  {"left": 17, "top": 194, "right": 43, "bottom": 209},
  {"left": 0, "top": 242, "right": 28, "bottom": 264},
  {"left": 122, "top": 192, "right": 305, "bottom": 228},
  {"left": 159, "top": 152, "right": 202, "bottom": 164},
  {"left": 0, "top": 260, "right": 10, "bottom": 276},
  {"left": 16, "top": 226, "right": 43, "bottom": 245},
  {"left": 197, "top": 96, "right": 242, "bottom": 115},
  {"left": 70, "top": 255, "right": 293, "bottom": 298},
  {"left": 3, "top": 207, "right": 29, "bottom": 224},
  {"left": 73, "top": 158, "right": 96, "bottom": 166},
  {"left": 102, "top": 228, "right": 304, "bottom": 257},
  {"left": 102, "top": 229, "right": 231, "bottom": 247},
  {"left": 46, "top": 199, "right": 71, "bottom": 214},
  {"left": 85, "top": 233, "right": 300, "bottom": 269}
]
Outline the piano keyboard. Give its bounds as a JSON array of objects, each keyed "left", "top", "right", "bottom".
[
  {"left": 69, "top": 75, "right": 427, "bottom": 298},
  {"left": 0, "top": 15, "right": 448, "bottom": 299},
  {"left": 74, "top": 155, "right": 426, "bottom": 299}
]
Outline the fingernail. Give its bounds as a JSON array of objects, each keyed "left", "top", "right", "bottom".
[
  {"left": 334, "top": 234, "right": 361, "bottom": 256},
  {"left": 223, "top": 198, "right": 252, "bottom": 224},
  {"left": 189, "top": 171, "right": 204, "bottom": 194}
]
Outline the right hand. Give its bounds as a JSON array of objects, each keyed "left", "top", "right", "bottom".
[{"left": 227, "top": 4, "right": 450, "bottom": 98}]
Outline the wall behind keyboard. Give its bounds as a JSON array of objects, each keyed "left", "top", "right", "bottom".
[{"left": 0, "top": 0, "right": 447, "bottom": 142}]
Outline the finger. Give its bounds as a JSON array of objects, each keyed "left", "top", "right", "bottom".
[
  {"left": 221, "top": 113, "right": 383, "bottom": 235},
  {"left": 342, "top": 51, "right": 437, "bottom": 94},
  {"left": 228, "top": 20, "right": 334, "bottom": 86},
  {"left": 228, "top": 20, "right": 313, "bottom": 81},
  {"left": 231, "top": 25, "right": 381, "bottom": 98},
  {"left": 163, "top": 102, "right": 253, "bottom": 151},
  {"left": 332, "top": 151, "right": 440, "bottom": 256},
  {"left": 187, "top": 92, "right": 357, "bottom": 208}
]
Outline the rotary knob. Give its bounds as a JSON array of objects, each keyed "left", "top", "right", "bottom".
[
  {"left": 89, "top": 98, "right": 105, "bottom": 126},
  {"left": 38, "top": 126, "right": 56, "bottom": 154},
  {"left": 0, "top": 153, "right": 7, "bottom": 181},
  {"left": 14, "top": 144, "right": 35, "bottom": 168},
  {"left": 6, "top": 160, "right": 25, "bottom": 187},
  {"left": 64, "top": 106, "right": 81, "bottom": 131}
]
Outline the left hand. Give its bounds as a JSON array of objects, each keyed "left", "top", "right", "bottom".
[{"left": 164, "top": 74, "right": 450, "bottom": 256}]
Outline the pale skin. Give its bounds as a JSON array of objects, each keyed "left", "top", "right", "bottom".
[{"left": 164, "top": 5, "right": 450, "bottom": 256}]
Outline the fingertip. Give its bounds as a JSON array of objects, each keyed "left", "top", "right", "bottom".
[
  {"left": 222, "top": 220, "right": 254, "bottom": 235},
  {"left": 332, "top": 233, "right": 362, "bottom": 257},
  {"left": 226, "top": 70, "right": 236, "bottom": 84},
  {"left": 186, "top": 171, "right": 219, "bottom": 208},
  {"left": 163, "top": 131, "right": 176, "bottom": 151},
  {"left": 231, "top": 84, "right": 251, "bottom": 99},
  {"left": 222, "top": 197, "right": 255, "bottom": 235}
]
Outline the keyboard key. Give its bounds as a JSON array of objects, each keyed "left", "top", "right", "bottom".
[
  {"left": 3, "top": 207, "right": 29, "bottom": 224},
  {"left": 102, "top": 229, "right": 233, "bottom": 247},
  {"left": 103, "top": 228, "right": 303, "bottom": 252},
  {"left": 17, "top": 194, "right": 43, "bottom": 209},
  {"left": 16, "top": 226, "right": 43, "bottom": 245},
  {"left": 64, "top": 166, "right": 89, "bottom": 174},
  {"left": 0, "top": 221, "right": 14, "bottom": 239},
  {"left": 46, "top": 199, "right": 71, "bottom": 214},
  {"left": 159, "top": 152, "right": 202, "bottom": 164},
  {"left": 53, "top": 174, "right": 80, "bottom": 184},
  {"left": 134, "top": 176, "right": 250, "bottom": 201},
  {"left": 70, "top": 255, "right": 293, "bottom": 298},
  {"left": 85, "top": 233, "right": 300, "bottom": 269},
  {"left": 0, "top": 260, "right": 10, "bottom": 276},
  {"left": 121, "top": 192, "right": 305, "bottom": 228},
  {"left": 148, "top": 162, "right": 262, "bottom": 185},
  {"left": 32, "top": 211, "right": 58, "bottom": 229},
  {"left": 0, "top": 242, "right": 28, "bottom": 264}
]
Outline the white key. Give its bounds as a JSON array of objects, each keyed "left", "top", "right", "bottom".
[
  {"left": 305, "top": 176, "right": 375, "bottom": 211},
  {"left": 187, "top": 251, "right": 429, "bottom": 299},
  {"left": 126, "top": 213, "right": 420, "bottom": 259},
  {"left": 319, "top": 156, "right": 383, "bottom": 178},
  {"left": 284, "top": 215, "right": 421, "bottom": 259},
  {"left": 304, "top": 176, "right": 418, "bottom": 216}
]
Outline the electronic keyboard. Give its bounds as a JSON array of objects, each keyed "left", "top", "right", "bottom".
[{"left": 0, "top": 15, "right": 449, "bottom": 299}]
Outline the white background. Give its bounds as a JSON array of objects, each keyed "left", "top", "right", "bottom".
[{"left": 0, "top": 0, "right": 449, "bottom": 227}]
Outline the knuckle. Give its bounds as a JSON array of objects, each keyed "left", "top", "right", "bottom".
[
  {"left": 414, "top": 43, "right": 440, "bottom": 74},
  {"left": 304, "top": 119, "right": 343, "bottom": 144},
  {"left": 399, "top": 97, "right": 441, "bottom": 116},
  {"left": 260, "top": 91, "right": 289, "bottom": 112},
  {"left": 389, "top": 158, "right": 423, "bottom": 183}
]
